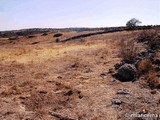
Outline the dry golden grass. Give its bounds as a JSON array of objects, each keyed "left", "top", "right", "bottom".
[{"left": 0, "top": 42, "right": 111, "bottom": 64}]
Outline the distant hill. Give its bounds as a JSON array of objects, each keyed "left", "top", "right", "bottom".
[{"left": 0, "top": 25, "right": 159, "bottom": 38}]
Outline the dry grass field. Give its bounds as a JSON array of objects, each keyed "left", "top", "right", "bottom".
[{"left": 0, "top": 30, "right": 160, "bottom": 120}]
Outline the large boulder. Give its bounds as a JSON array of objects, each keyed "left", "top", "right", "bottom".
[{"left": 117, "top": 64, "right": 137, "bottom": 82}]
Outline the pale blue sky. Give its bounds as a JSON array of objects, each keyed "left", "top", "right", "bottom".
[{"left": 0, "top": 0, "right": 160, "bottom": 31}]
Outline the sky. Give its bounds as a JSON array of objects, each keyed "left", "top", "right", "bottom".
[{"left": 0, "top": 0, "right": 160, "bottom": 31}]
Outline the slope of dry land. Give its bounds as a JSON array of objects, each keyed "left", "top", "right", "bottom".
[{"left": 0, "top": 30, "right": 159, "bottom": 120}]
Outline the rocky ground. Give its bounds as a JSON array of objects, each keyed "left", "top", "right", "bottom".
[{"left": 0, "top": 30, "right": 160, "bottom": 120}]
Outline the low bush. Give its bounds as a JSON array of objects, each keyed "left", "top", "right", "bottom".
[
  {"left": 147, "top": 72, "right": 160, "bottom": 89},
  {"left": 137, "top": 59, "right": 153, "bottom": 75},
  {"left": 119, "top": 39, "right": 138, "bottom": 62},
  {"left": 137, "top": 30, "right": 160, "bottom": 49}
]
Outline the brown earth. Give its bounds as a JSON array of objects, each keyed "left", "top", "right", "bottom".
[{"left": 0, "top": 30, "right": 159, "bottom": 120}]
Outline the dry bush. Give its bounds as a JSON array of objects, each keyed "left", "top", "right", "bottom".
[
  {"left": 137, "top": 30, "right": 160, "bottom": 49},
  {"left": 119, "top": 38, "right": 138, "bottom": 61},
  {"left": 146, "top": 72, "right": 160, "bottom": 89},
  {"left": 137, "top": 59, "right": 153, "bottom": 75},
  {"left": 139, "top": 71, "right": 160, "bottom": 89}
]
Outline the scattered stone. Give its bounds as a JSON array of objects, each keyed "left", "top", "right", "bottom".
[
  {"left": 54, "top": 33, "right": 63, "bottom": 37},
  {"left": 79, "top": 95, "right": 83, "bottom": 99},
  {"left": 123, "top": 59, "right": 134, "bottom": 64},
  {"left": 112, "top": 98, "right": 122, "bottom": 105},
  {"left": 54, "top": 90, "right": 63, "bottom": 94},
  {"left": 153, "top": 58, "right": 160, "bottom": 65},
  {"left": 117, "top": 64, "right": 137, "bottom": 82},
  {"left": 70, "top": 63, "right": 77, "bottom": 68},
  {"left": 139, "top": 109, "right": 148, "bottom": 114},
  {"left": 134, "top": 56, "right": 143, "bottom": 61},
  {"left": 8, "top": 36, "right": 18, "bottom": 40},
  {"left": 154, "top": 66, "right": 160, "bottom": 72},
  {"left": 108, "top": 68, "right": 114, "bottom": 74},
  {"left": 39, "top": 90, "right": 47, "bottom": 94},
  {"left": 19, "top": 94, "right": 30, "bottom": 99},
  {"left": 76, "top": 90, "right": 81, "bottom": 94},
  {"left": 150, "top": 90, "right": 157, "bottom": 94},
  {"left": 31, "top": 42, "right": 39, "bottom": 45},
  {"left": 134, "top": 59, "right": 141, "bottom": 68},
  {"left": 41, "top": 33, "right": 48, "bottom": 36},
  {"left": 148, "top": 49, "right": 155, "bottom": 53},
  {"left": 142, "top": 98, "right": 152, "bottom": 104},
  {"left": 147, "top": 53, "right": 156, "bottom": 60},
  {"left": 57, "top": 76, "right": 62, "bottom": 79},
  {"left": 64, "top": 90, "right": 73, "bottom": 96},
  {"left": 117, "top": 88, "right": 130, "bottom": 94},
  {"left": 137, "top": 50, "right": 148, "bottom": 58},
  {"left": 28, "top": 35, "right": 36, "bottom": 38},
  {"left": 114, "top": 62, "right": 125, "bottom": 70},
  {"left": 100, "top": 72, "right": 108, "bottom": 78}
]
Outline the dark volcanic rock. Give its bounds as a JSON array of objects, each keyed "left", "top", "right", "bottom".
[
  {"left": 154, "top": 66, "right": 160, "bottom": 72},
  {"left": 31, "top": 42, "right": 39, "bottom": 45},
  {"left": 117, "top": 64, "right": 137, "bottom": 82},
  {"left": 137, "top": 50, "right": 148, "bottom": 58},
  {"left": 112, "top": 98, "right": 123, "bottom": 105},
  {"left": 147, "top": 53, "right": 156, "bottom": 60},
  {"left": 153, "top": 58, "right": 160, "bottom": 65},
  {"left": 108, "top": 68, "right": 115, "bottom": 74},
  {"left": 53, "top": 33, "right": 63, "bottom": 37},
  {"left": 8, "top": 36, "right": 18, "bottom": 40},
  {"left": 28, "top": 35, "right": 36, "bottom": 38},
  {"left": 41, "top": 33, "right": 48, "bottom": 36},
  {"left": 148, "top": 49, "right": 156, "bottom": 53},
  {"left": 117, "top": 88, "right": 130, "bottom": 95},
  {"left": 100, "top": 72, "right": 108, "bottom": 78},
  {"left": 114, "top": 62, "right": 125, "bottom": 70}
]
